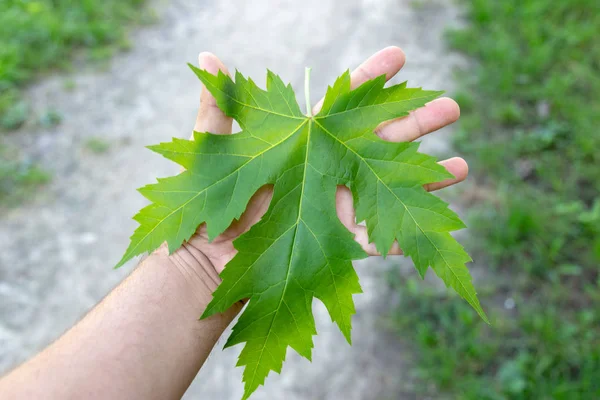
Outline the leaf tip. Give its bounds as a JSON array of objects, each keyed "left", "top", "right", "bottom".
[
  {"left": 415, "top": 264, "right": 428, "bottom": 279},
  {"left": 145, "top": 144, "right": 159, "bottom": 153},
  {"left": 467, "top": 292, "right": 490, "bottom": 324},
  {"left": 200, "top": 297, "right": 225, "bottom": 320},
  {"left": 478, "top": 308, "right": 491, "bottom": 325},
  {"left": 199, "top": 307, "right": 214, "bottom": 320},
  {"left": 113, "top": 253, "right": 132, "bottom": 270},
  {"left": 343, "top": 330, "right": 352, "bottom": 345}
]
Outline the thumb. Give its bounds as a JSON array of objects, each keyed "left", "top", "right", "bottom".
[{"left": 193, "top": 52, "right": 233, "bottom": 135}]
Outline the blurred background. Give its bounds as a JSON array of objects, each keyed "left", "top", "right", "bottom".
[{"left": 0, "top": 0, "right": 598, "bottom": 399}]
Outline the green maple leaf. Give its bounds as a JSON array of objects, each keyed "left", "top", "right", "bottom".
[{"left": 116, "top": 64, "right": 488, "bottom": 399}]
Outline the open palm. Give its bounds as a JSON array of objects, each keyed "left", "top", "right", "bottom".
[{"left": 184, "top": 47, "right": 468, "bottom": 273}]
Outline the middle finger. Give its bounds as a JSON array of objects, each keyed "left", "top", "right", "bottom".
[{"left": 375, "top": 97, "right": 460, "bottom": 142}]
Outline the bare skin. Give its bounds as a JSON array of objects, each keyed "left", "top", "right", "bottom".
[{"left": 0, "top": 47, "right": 466, "bottom": 399}]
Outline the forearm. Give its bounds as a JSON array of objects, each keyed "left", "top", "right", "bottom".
[{"left": 0, "top": 244, "right": 241, "bottom": 400}]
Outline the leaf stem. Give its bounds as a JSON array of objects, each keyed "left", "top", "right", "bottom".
[{"left": 305, "top": 67, "right": 312, "bottom": 117}]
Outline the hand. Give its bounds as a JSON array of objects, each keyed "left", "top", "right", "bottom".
[
  {"left": 182, "top": 47, "right": 468, "bottom": 273},
  {"left": 0, "top": 48, "right": 468, "bottom": 399}
]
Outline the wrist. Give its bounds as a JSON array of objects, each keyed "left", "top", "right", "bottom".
[{"left": 148, "top": 242, "right": 225, "bottom": 307}]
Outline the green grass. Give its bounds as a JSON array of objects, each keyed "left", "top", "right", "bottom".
[
  {"left": 450, "top": 0, "right": 600, "bottom": 275},
  {"left": 85, "top": 137, "right": 110, "bottom": 154},
  {"left": 390, "top": 274, "right": 600, "bottom": 399},
  {"left": 392, "top": 0, "right": 600, "bottom": 398},
  {"left": 0, "top": 0, "right": 153, "bottom": 129},
  {"left": 0, "top": 144, "right": 51, "bottom": 206}
]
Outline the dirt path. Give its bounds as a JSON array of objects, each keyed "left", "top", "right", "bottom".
[{"left": 0, "top": 0, "right": 461, "bottom": 398}]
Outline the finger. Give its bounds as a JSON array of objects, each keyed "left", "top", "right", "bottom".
[
  {"left": 354, "top": 225, "right": 403, "bottom": 256},
  {"left": 193, "top": 52, "right": 233, "bottom": 135},
  {"left": 223, "top": 185, "right": 273, "bottom": 240},
  {"left": 336, "top": 156, "right": 468, "bottom": 256},
  {"left": 336, "top": 186, "right": 404, "bottom": 256},
  {"left": 349, "top": 46, "right": 406, "bottom": 89},
  {"left": 425, "top": 157, "right": 469, "bottom": 192},
  {"left": 360, "top": 157, "right": 468, "bottom": 253},
  {"left": 312, "top": 46, "right": 406, "bottom": 114},
  {"left": 335, "top": 186, "right": 356, "bottom": 232},
  {"left": 375, "top": 97, "right": 460, "bottom": 142}
]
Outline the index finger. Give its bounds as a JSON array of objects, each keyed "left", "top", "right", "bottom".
[
  {"left": 312, "top": 46, "right": 406, "bottom": 115},
  {"left": 193, "top": 52, "right": 233, "bottom": 135}
]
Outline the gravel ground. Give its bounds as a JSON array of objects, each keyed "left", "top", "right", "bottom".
[{"left": 0, "top": 0, "right": 462, "bottom": 398}]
